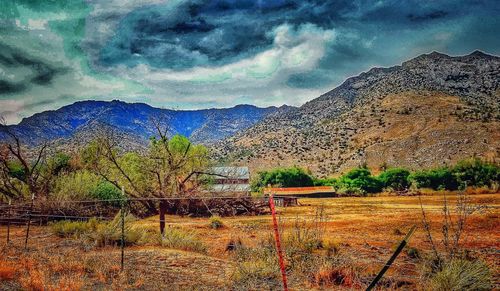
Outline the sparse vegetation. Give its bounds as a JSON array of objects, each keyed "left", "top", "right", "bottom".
[
  {"left": 430, "top": 259, "right": 491, "bottom": 291},
  {"left": 209, "top": 215, "right": 224, "bottom": 229},
  {"left": 159, "top": 227, "right": 207, "bottom": 254}
]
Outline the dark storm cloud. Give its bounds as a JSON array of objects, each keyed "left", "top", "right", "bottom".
[
  {"left": 0, "top": 43, "right": 68, "bottom": 95},
  {"left": 407, "top": 11, "right": 449, "bottom": 22},
  {"left": 98, "top": 0, "right": 365, "bottom": 70},
  {"left": 98, "top": 0, "right": 498, "bottom": 72},
  {"left": 0, "top": 80, "right": 26, "bottom": 94}
]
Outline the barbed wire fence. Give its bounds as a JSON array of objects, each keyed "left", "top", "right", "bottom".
[{"left": 1, "top": 194, "right": 497, "bottom": 290}]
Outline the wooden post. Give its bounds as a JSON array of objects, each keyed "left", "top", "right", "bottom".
[
  {"left": 159, "top": 200, "right": 167, "bottom": 235},
  {"left": 366, "top": 225, "right": 417, "bottom": 291},
  {"left": 6, "top": 199, "right": 11, "bottom": 244},
  {"left": 120, "top": 186, "right": 126, "bottom": 271},
  {"left": 24, "top": 193, "right": 35, "bottom": 250},
  {"left": 269, "top": 191, "right": 288, "bottom": 291}
]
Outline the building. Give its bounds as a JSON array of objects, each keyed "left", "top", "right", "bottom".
[
  {"left": 208, "top": 166, "right": 251, "bottom": 196},
  {"left": 263, "top": 186, "right": 336, "bottom": 198}
]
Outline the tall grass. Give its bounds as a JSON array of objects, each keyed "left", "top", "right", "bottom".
[
  {"left": 431, "top": 259, "right": 491, "bottom": 291},
  {"left": 230, "top": 206, "right": 359, "bottom": 289},
  {"left": 158, "top": 227, "right": 207, "bottom": 254}
]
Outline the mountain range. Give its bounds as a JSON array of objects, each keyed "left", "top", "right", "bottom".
[
  {"left": 1, "top": 51, "right": 499, "bottom": 176},
  {"left": 2, "top": 101, "right": 284, "bottom": 147},
  {"left": 212, "top": 51, "right": 500, "bottom": 176}
]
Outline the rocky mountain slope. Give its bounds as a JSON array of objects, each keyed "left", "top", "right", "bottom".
[
  {"left": 212, "top": 51, "right": 500, "bottom": 176},
  {"left": 2, "top": 101, "right": 282, "bottom": 147}
]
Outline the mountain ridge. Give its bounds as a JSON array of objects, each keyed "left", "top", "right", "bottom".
[
  {"left": 3, "top": 100, "right": 287, "bottom": 146},
  {"left": 212, "top": 51, "right": 500, "bottom": 176}
]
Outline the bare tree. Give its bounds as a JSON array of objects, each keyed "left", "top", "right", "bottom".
[
  {"left": 418, "top": 189, "right": 477, "bottom": 269},
  {"left": 0, "top": 117, "right": 52, "bottom": 201}
]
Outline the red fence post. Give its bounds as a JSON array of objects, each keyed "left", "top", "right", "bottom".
[{"left": 269, "top": 193, "right": 289, "bottom": 291}]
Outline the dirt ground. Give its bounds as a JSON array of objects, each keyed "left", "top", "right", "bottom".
[{"left": 1, "top": 192, "right": 499, "bottom": 290}]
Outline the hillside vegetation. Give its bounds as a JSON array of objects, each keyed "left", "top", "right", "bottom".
[{"left": 213, "top": 51, "right": 500, "bottom": 176}]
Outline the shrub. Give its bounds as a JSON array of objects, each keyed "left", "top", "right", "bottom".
[
  {"left": 251, "top": 167, "right": 314, "bottom": 192},
  {"left": 91, "top": 181, "right": 122, "bottom": 203},
  {"left": 409, "top": 168, "right": 459, "bottom": 190},
  {"left": 159, "top": 227, "right": 207, "bottom": 254},
  {"left": 406, "top": 247, "right": 421, "bottom": 259},
  {"left": 452, "top": 158, "right": 500, "bottom": 189},
  {"left": 431, "top": 259, "right": 491, "bottom": 291},
  {"left": 231, "top": 250, "right": 281, "bottom": 290},
  {"left": 86, "top": 211, "right": 148, "bottom": 247},
  {"left": 312, "top": 261, "right": 358, "bottom": 288},
  {"left": 313, "top": 178, "right": 337, "bottom": 186},
  {"left": 52, "top": 170, "right": 101, "bottom": 201},
  {"left": 336, "top": 168, "right": 383, "bottom": 194},
  {"left": 378, "top": 168, "right": 410, "bottom": 191},
  {"left": 53, "top": 212, "right": 150, "bottom": 249},
  {"left": 209, "top": 215, "right": 224, "bottom": 229}
]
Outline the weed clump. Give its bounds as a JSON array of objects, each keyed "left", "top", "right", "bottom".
[
  {"left": 430, "top": 259, "right": 491, "bottom": 291},
  {"left": 209, "top": 215, "right": 224, "bottom": 229},
  {"left": 230, "top": 206, "right": 359, "bottom": 289},
  {"left": 159, "top": 227, "right": 207, "bottom": 254},
  {"left": 50, "top": 218, "right": 100, "bottom": 238}
]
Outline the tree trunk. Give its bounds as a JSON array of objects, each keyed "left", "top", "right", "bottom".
[{"left": 159, "top": 200, "right": 167, "bottom": 235}]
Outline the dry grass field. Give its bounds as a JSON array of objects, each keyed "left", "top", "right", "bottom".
[{"left": 1, "top": 191, "right": 498, "bottom": 290}]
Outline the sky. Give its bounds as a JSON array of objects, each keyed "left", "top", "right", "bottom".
[{"left": 0, "top": 0, "right": 499, "bottom": 124}]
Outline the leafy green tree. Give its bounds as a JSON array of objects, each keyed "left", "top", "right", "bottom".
[
  {"left": 452, "top": 158, "right": 499, "bottom": 188},
  {"left": 91, "top": 181, "right": 122, "bottom": 201},
  {"left": 313, "top": 177, "right": 337, "bottom": 186},
  {"left": 336, "top": 167, "right": 383, "bottom": 195},
  {"left": 409, "top": 168, "right": 459, "bottom": 190},
  {"left": 251, "top": 167, "right": 314, "bottom": 192},
  {"left": 83, "top": 124, "right": 210, "bottom": 228},
  {"left": 378, "top": 168, "right": 411, "bottom": 191}
]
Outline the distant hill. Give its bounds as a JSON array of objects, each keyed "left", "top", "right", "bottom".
[
  {"left": 1, "top": 101, "right": 283, "bottom": 148},
  {"left": 212, "top": 51, "right": 500, "bottom": 176}
]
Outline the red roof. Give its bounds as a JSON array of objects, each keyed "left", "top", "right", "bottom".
[{"left": 264, "top": 186, "right": 335, "bottom": 196}]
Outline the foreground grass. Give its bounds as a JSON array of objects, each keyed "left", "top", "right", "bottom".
[{"left": 0, "top": 192, "right": 498, "bottom": 290}]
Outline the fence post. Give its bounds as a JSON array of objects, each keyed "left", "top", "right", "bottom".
[
  {"left": 24, "top": 193, "right": 35, "bottom": 250},
  {"left": 6, "top": 198, "right": 11, "bottom": 244},
  {"left": 120, "top": 186, "right": 126, "bottom": 272},
  {"left": 269, "top": 191, "right": 288, "bottom": 291},
  {"left": 366, "top": 225, "right": 417, "bottom": 291}
]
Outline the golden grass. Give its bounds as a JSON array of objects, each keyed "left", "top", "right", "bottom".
[{"left": 0, "top": 192, "right": 498, "bottom": 290}]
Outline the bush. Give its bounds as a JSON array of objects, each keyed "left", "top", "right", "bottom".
[
  {"left": 313, "top": 178, "right": 337, "bottom": 186},
  {"left": 91, "top": 181, "right": 122, "bottom": 202},
  {"left": 336, "top": 168, "right": 383, "bottom": 195},
  {"left": 231, "top": 245, "right": 282, "bottom": 290},
  {"left": 378, "top": 168, "right": 410, "bottom": 191},
  {"left": 409, "top": 168, "right": 459, "bottom": 190},
  {"left": 251, "top": 167, "right": 314, "bottom": 192},
  {"left": 86, "top": 211, "right": 148, "bottom": 248},
  {"left": 452, "top": 158, "right": 500, "bottom": 189},
  {"left": 230, "top": 210, "right": 358, "bottom": 289},
  {"left": 209, "top": 215, "right": 224, "bottom": 229},
  {"left": 52, "top": 170, "right": 101, "bottom": 201},
  {"left": 431, "top": 259, "right": 491, "bottom": 291}
]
